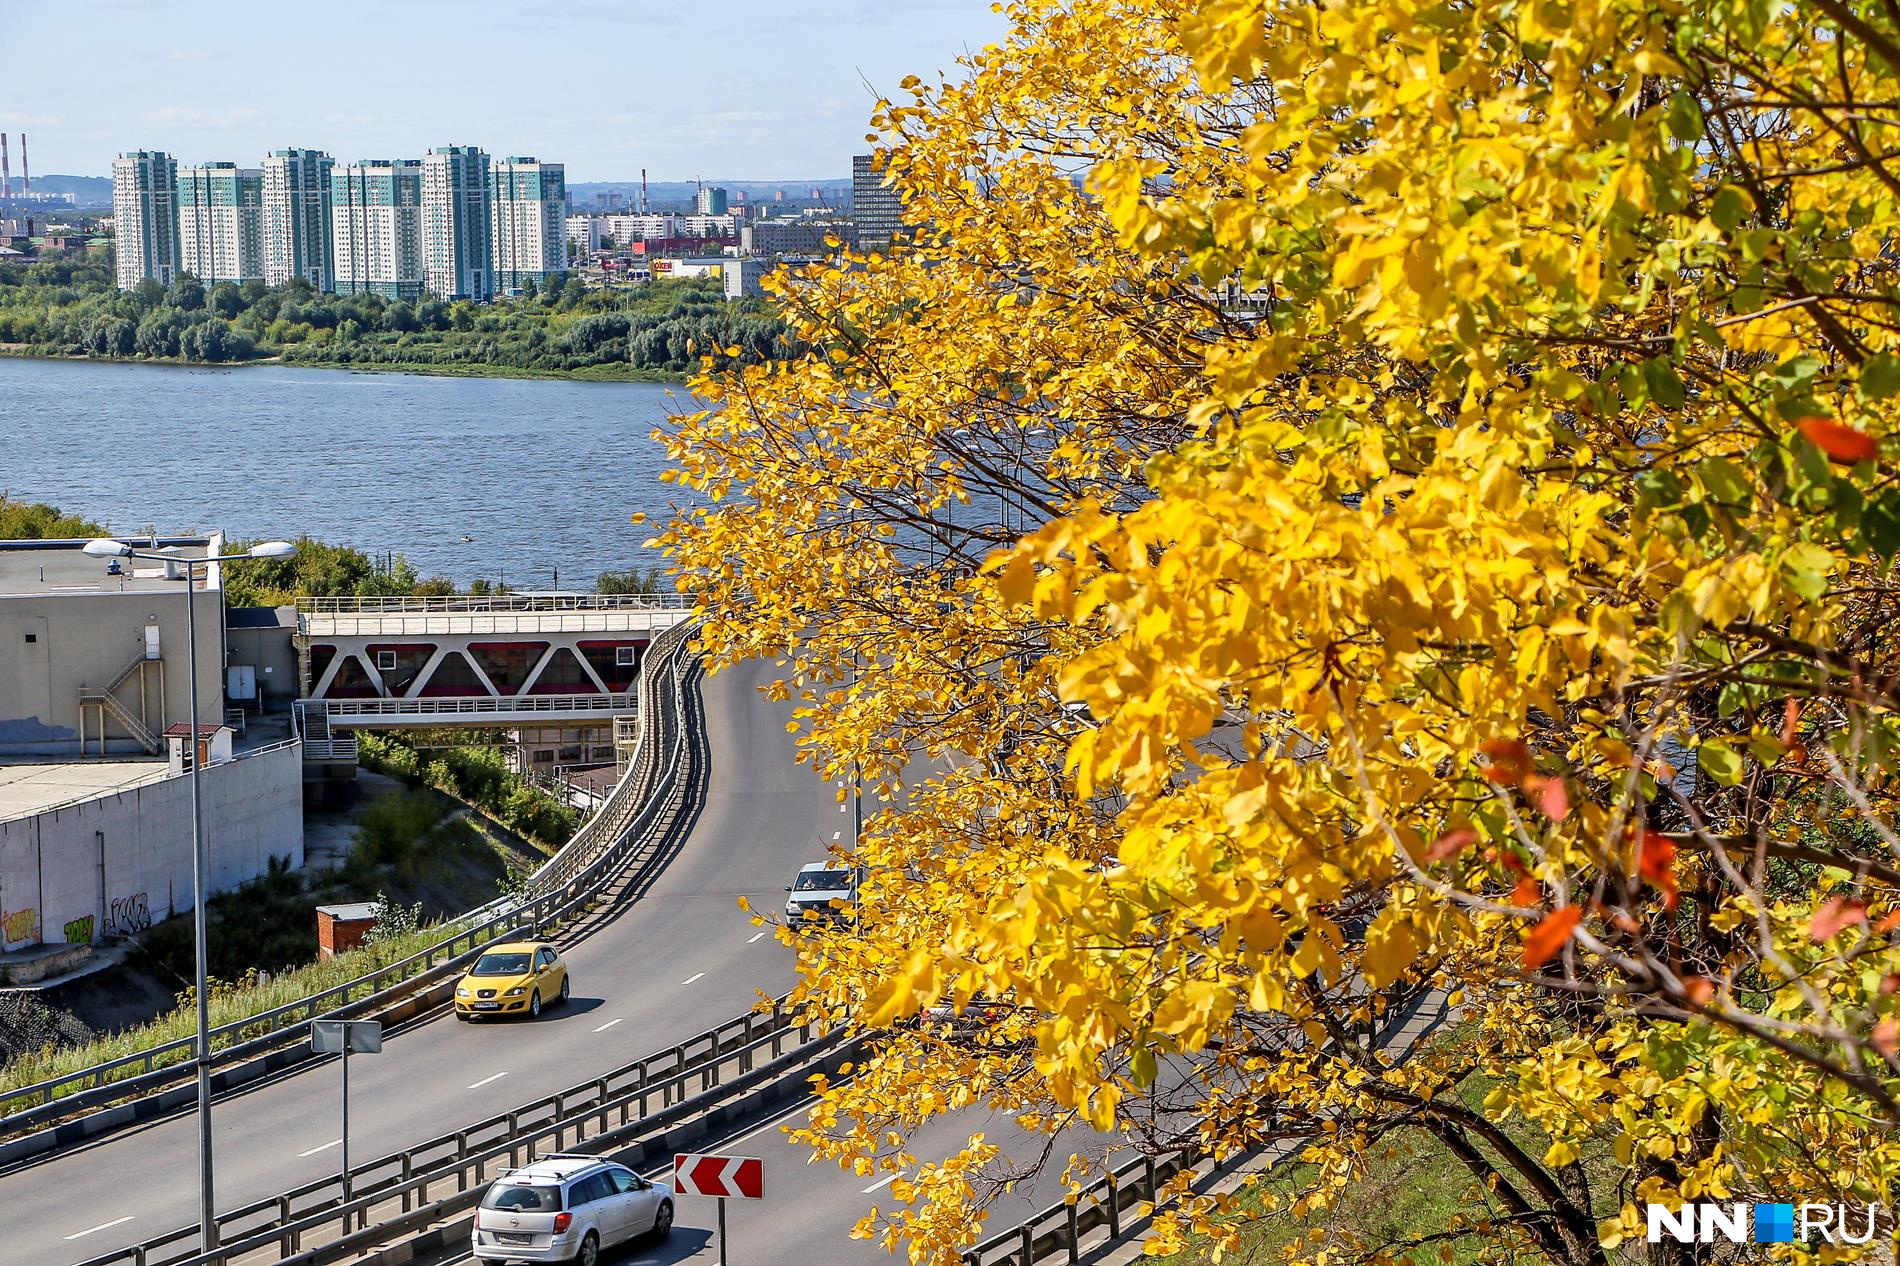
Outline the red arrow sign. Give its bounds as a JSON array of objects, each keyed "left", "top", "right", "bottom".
[{"left": 674, "top": 1152, "right": 764, "bottom": 1199}]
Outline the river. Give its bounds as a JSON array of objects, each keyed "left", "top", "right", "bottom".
[{"left": 0, "top": 357, "right": 698, "bottom": 588}]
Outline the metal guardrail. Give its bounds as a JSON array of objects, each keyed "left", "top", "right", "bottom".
[
  {"left": 0, "top": 617, "right": 700, "bottom": 1141},
  {"left": 295, "top": 593, "right": 691, "bottom": 614},
  {"left": 307, "top": 692, "right": 636, "bottom": 719},
  {"left": 77, "top": 997, "right": 806, "bottom": 1266}
]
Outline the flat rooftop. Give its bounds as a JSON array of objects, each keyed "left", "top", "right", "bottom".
[
  {"left": 0, "top": 538, "right": 220, "bottom": 599},
  {"left": 0, "top": 759, "right": 172, "bottom": 824}
]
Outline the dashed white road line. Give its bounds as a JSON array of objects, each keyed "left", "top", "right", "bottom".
[
  {"left": 298, "top": 1138, "right": 343, "bottom": 1157},
  {"left": 467, "top": 1071, "right": 509, "bottom": 1090},
  {"left": 594, "top": 1018, "right": 624, "bottom": 1033},
  {"left": 747, "top": 931, "right": 766, "bottom": 944},
  {"left": 65, "top": 1216, "right": 135, "bottom": 1241},
  {"left": 681, "top": 972, "right": 706, "bottom": 986},
  {"left": 862, "top": 1171, "right": 906, "bottom": 1194}
]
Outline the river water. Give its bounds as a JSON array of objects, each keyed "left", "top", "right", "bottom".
[{"left": 0, "top": 357, "right": 699, "bottom": 587}]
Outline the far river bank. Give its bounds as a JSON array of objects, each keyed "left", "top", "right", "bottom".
[{"left": 0, "top": 345, "right": 688, "bottom": 384}]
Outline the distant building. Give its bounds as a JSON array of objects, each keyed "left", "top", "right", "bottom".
[
  {"left": 0, "top": 217, "right": 33, "bottom": 237},
  {"left": 651, "top": 256, "right": 725, "bottom": 280},
  {"left": 602, "top": 212, "right": 735, "bottom": 242},
  {"left": 489, "top": 156, "right": 567, "bottom": 295},
  {"left": 331, "top": 159, "right": 423, "bottom": 300},
  {"left": 724, "top": 257, "right": 767, "bottom": 299},
  {"left": 566, "top": 213, "right": 601, "bottom": 254},
  {"left": 696, "top": 185, "right": 728, "bottom": 215},
  {"left": 852, "top": 154, "right": 904, "bottom": 254},
  {"left": 679, "top": 213, "right": 737, "bottom": 237},
  {"left": 743, "top": 218, "right": 847, "bottom": 257},
  {"left": 261, "top": 148, "right": 334, "bottom": 290},
  {"left": 422, "top": 145, "right": 492, "bottom": 301},
  {"left": 111, "top": 150, "right": 180, "bottom": 289},
  {"left": 177, "top": 163, "right": 264, "bottom": 284}
]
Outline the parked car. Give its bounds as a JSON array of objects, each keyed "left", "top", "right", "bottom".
[
  {"left": 472, "top": 1153, "right": 672, "bottom": 1264},
  {"left": 456, "top": 941, "right": 571, "bottom": 1021},
  {"left": 783, "top": 862, "right": 862, "bottom": 927},
  {"left": 906, "top": 994, "right": 1027, "bottom": 1047}
]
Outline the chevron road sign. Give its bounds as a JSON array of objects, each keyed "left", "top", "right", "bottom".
[{"left": 674, "top": 1152, "right": 765, "bottom": 1199}]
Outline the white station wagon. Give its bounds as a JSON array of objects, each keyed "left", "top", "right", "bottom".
[{"left": 472, "top": 1153, "right": 673, "bottom": 1265}]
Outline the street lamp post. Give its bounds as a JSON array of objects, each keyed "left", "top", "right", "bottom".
[{"left": 83, "top": 536, "right": 295, "bottom": 1253}]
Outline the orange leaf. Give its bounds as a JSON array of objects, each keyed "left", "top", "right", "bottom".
[
  {"left": 1810, "top": 896, "right": 1869, "bottom": 941},
  {"left": 1780, "top": 697, "right": 1801, "bottom": 748},
  {"left": 1683, "top": 976, "right": 1715, "bottom": 1007},
  {"left": 1798, "top": 416, "right": 1879, "bottom": 464},
  {"left": 1512, "top": 877, "right": 1542, "bottom": 907},
  {"left": 1528, "top": 776, "right": 1570, "bottom": 823},
  {"left": 1488, "top": 848, "right": 1530, "bottom": 878},
  {"left": 1874, "top": 909, "right": 1900, "bottom": 934},
  {"left": 1637, "top": 831, "right": 1680, "bottom": 911},
  {"left": 1873, "top": 1018, "right": 1899, "bottom": 1061},
  {"left": 1426, "top": 828, "right": 1479, "bottom": 862},
  {"left": 1523, "top": 906, "right": 1584, "bottom": 970},
  {"left": 1879, "top": 973, "right": 1899, "bottom": 997},
  {"left": 1480, "top": 739, "right": 1531, "bottom": 784}
]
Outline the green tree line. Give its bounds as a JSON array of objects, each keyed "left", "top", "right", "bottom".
[{"left": 0, "top": 250, "right": 795, "bottom": 377}]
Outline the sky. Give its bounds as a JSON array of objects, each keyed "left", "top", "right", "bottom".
[{"left": 0, "top": 0, "right": 1010, "bottom": 182}]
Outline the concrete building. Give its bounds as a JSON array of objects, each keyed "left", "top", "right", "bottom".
[
  {"left": 261, "top": 148, "right": 334, "bottom": 290},
  {"left": 489, "top": 156, "right": 567, "bottom": 295},
  {"left": 565, "top": 213, "right": 600, "bottom": 254},
  {"left": 724, "top": 256, "right": 767, "bottom": 299},
  {"left": 332, "top": 159, "right": 423, "bottom": 300},
  {"left": 852, "top": 153, "right": 905, "bottom": 254},
  {"left": 422, "top": 145, "right": 492, "bottom": 301},
  {"left": 111, "top": 150, "right": 179, "bottom": 289},
  {"left": 177, "top": 162, "right": 264, "bottom": 284},
  {"left": 695, "top": 185, "right": 728, "bottom": 215},
  {"left": 743, "top": 217, "right": 848, "bottom": 257}
]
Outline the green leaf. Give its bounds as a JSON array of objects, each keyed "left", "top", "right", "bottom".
[
  {"left": 1864, "top": 490, "right": 1900, "bottom": 562},
  {"left": 1698, "top": 739, "right": 1743, "bottom": 787},
  {"left": 1710, "top": 185, "right": 1751, "bottom": 232},
  {"left": 1643, "top": 357, "right": 1686, "bottom": 410},
  {"left": 1859, "top": 352, "right": 1900, "bottom": 402},
  {"left": 1696, "top": 457, "right": 1752, "bottom": 509},
  {"left": 1717, "top": 681, "right": 1747, "bottom": 718}
]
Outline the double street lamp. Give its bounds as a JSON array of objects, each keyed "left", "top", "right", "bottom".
[{"left": 83, "top": 536, "right": 296, "bottom": 1252}]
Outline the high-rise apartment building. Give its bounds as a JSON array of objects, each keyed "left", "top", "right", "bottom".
[
  {"left": 331, "top": 159, "right": 423, "bottom": 300},
  {"left": 851, "top": 154, "right": 905, "bottom": 254},
  {"left": 421, "top": 145, "right": 491, "bottom": 301},
  {"left": 566, "top": 214, "right": 601, "bottom": 255},
  {"left": 177, "top": 163, "right": 264, "bottom": 284},
  {"left": 261, "top": 148, "right": 334, "bottom": 290},
  {"left": 489, "top": 156, "right": 568, "bottom": 294},
  {"left": 696, "top": 185, "right": 729, "bottom": 215},
  {"left": 111, "top": 150, "right": 180, "bottom": 289}
]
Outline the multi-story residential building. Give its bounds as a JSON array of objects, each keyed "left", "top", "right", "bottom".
[
  {"left": 421, "top": 145, "right": 491, "bottom": 301},
  {"left": 261, "top": 148, "right": 334, "bottom": 290},
  {"left": 331, "top": 159, "right": 423, "bottom": 300},
  {"left": 695, "top": 185, "right": 728, "bottom": 215},
  {"left": 743, "top": 217, "right": 849, "bottom": 256},
  {"left": 177, "top": 162, "right": 264, "bottom": 284},
  {"left": 852, "top": 153, "right": 905, "bottom": 253},
  {"left": 566, "top": 213, "right": 601, "bottom": 254},
  {"left": 111, "top": 150, "right": 180, "bottom": 289},
  {"left": 489, "top": 156, "right": 567, "bottom": 294}
]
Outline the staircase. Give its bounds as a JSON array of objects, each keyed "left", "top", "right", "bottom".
[
  {"left": 293, "top": 700, "right": 357, "bottom": 761},
  {"left": 78, "top": 657, "right": 163, "bottom": 755}
]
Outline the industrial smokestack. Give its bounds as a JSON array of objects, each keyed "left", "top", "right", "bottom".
[
  {"left": 20, "top": 134, "right": 27, "bottom": 192},
  {"left": 640, "top": 167, "right": 648, "bottom": 214},
  {"left": 1, "top": 133, "right": 10, "bottom": 199}
]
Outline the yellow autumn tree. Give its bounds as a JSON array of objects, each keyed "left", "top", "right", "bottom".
[{"left": 659, "top": 0, "right": 1900, "bottom": 1262}]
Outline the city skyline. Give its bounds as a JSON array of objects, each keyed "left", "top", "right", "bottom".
[{"left": 0, "top": 0, "right": 1007, "bottom": 182}]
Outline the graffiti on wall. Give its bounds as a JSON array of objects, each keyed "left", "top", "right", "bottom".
[
  {"left": 2, "top": 907, "right": 39, "bottom": 946},
  {"left": 107, "top": 891, "right": 150, "bottom": 935},
  {"left": 62, "top": 915, "right": 96, "bottom": 944}
]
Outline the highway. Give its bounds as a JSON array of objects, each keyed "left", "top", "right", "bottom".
[{"left": 5, "top": 657, "right": 842, "bottom": 1266}]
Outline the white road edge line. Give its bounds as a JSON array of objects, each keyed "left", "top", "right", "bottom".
[
  {"left": 594, "top": 1018, "right": 624, "bottom": 1033},
  {"left": 747, "top": 931, "right": 766, "bottom": 944},
  {"left": 65, "top": 1216, "right": 135, "bottom": 1241},
  {"left": 298, "top": 1138, "right": 343, "bottom": 1157},
  {"left": 681, "top": 972, "right": 706, "bottom": 985},
  {"left": 862, "top": 1171, "right": 906, "bottom": 1194},
  {"left": 468, "top": 1071, "right": 510, "bottom": 1090},
  {"left": 642, "top": 1097, "right": 814, "bottom": 1183}
]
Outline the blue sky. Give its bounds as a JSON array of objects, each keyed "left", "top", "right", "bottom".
[{"left": 1, "top": 0, "right": 1008, "bottom": 181}]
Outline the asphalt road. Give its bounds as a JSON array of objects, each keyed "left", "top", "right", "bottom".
[{"left": 6, "top": 657, "right": 844, "bottom": 1266}]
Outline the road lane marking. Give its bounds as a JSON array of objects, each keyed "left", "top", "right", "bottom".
[
  {"left": 862, "top": 1171, "right": 906, "bottom": 1194},
  {"left": 681, "top": 972, "right": 706, "bottom": 985},
  {"left": 298, "top": 1138, "right": 343, "bottom": 1157},
  {"left": 747, "top": 931, "right": 766, "bottom": 944},
  {"left": 65, "top": 1216, "right": 134, "bottom": 1241},
  {"left": 594, "top": 1018, "right": 624, "bottom": 1032},
  {"left": 468, "top": 1071, "right": 509, "bottom": 1090}
]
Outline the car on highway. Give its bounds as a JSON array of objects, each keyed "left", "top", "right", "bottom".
[
  {"left": 473, "top": 1153, "right": 672, "bottom": 1264},
  {"left": 783, "top": 861, "right": 862, "bottom": 927},
  {"left": 906, "top": 994, "right": 1027, "bottom": 1047},
  {"left": 455, "top": 941, "right": 571, "bottom": 1020}
]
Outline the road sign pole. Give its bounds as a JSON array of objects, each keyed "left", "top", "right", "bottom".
[
  {"left": 718, "top": 1196, "right": 728, "bottom": 1264},
  {"left": 340, "top": 1038, "right": 351, "bottom": 1232}
]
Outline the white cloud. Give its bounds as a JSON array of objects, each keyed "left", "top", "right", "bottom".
[
  {"left": 0, "top": 111, "right": 62, "bottom": 128},
  {"left": 139, "top": 105, "right": 264, "bottom": 128}
]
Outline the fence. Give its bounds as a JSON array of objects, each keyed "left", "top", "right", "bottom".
[
  {"left": 0, "top": 617, "right": 701, "bottom": 1144},
  {"left": 295, "top": 593, "right": 691, "bottom": 614}
]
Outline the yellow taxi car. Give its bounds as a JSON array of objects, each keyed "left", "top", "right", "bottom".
[{"left": 455, "top": 941, "right": 571, "bottom": 1021}]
